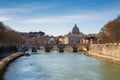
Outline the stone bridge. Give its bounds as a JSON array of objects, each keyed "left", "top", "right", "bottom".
[{"left": 21, "top": 44, "right": 90, "bottom": 52}]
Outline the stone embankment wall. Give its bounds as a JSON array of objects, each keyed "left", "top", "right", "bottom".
[
  {"left": 88, "top": 44, "right": 120, "bottom": 64},
  {"left": 0, "top": 45, "right": 18, "bottom": 53},
  {"left": 0, "top": 52, "right": 24, "bottom": 80}
]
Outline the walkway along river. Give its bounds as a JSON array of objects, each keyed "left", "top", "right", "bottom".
[{"left": 3, "top": 51, "right": 120, "bottom": 80}]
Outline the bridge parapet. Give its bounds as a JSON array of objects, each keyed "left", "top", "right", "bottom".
[{"left": 22, "top": 43, "right": 90, "bottom": 52}]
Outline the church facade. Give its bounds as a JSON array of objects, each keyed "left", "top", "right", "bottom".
[{"left": 60, "top": 24, "right": 85, "bottom": 44}]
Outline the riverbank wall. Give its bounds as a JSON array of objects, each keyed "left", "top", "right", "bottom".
[
  {"left": 0, "top": 52, "right": 24, "bottom": 80},
  {"left": 88, "top": 44, "right": 120, "bottom": 64},
  {"left": 0, "top": 45, "right": 20, "bottom": 60},
  {"left": 0, "top": 45, "right": 18, "bottom": 53}
]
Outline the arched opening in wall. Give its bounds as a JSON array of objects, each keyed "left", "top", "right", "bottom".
[
  {"left": 78, "top": 46, "right": 87, "bottom": 52},
  {"left": 40, "top": 46, "right": 45, "bottom": 50},
  {"left": 52, "top": 46, "right": 59, "bottom": 51},
  {"left": 23, "top": 46, "right": 29, "bottom": 51},
  {"left": 64, "top": 45, "right": 73, "bottom": 52}
]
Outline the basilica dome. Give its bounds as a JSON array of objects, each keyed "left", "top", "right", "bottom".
[{"left": 72, "top": 24, "right": 80, "bottom": 34}]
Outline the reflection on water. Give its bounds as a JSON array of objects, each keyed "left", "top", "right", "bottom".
[{"left": 4, "top": 51, "right": 120, "bottom": 80}]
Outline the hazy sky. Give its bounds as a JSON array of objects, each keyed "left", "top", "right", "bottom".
[{"left": 0, "top": 0, "right": 120, "bottom": 36}]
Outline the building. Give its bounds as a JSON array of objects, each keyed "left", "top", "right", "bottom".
[
  {"left": 48, "top": 38, "right": 56, "bottom": 44},
  {"left": 21, "top": 25, "right": 98, "bottom": 45},
  {"left": 60, "top": 24, "right": 85, "bottom": 44}
]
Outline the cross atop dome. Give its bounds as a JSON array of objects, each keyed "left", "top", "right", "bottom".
[{"left": 72, "top": 24, "right": 80, "bottom": 34}]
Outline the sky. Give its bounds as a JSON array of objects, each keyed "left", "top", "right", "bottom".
[{"left": 0, "top": 0, "right": 120, "bottom": 36}]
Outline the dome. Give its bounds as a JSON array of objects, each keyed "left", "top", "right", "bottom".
[
  {"left": 48, "top": 38, "right": 56, "bottom": 44},
  {"left": 72, "top": 24, "right": 80, "bottom": 34},
  {"left": 49, "top": 38, "right": 55, "bottom": 41}
]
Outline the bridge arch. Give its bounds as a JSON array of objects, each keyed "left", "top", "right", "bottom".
[
  {"left": 22, "top": 44, "right": 90, "bottom": 52},
  {"left": 64, "top": 45, "right": 73, "bottom": 52},
  {"left": 53, "top": 46, "right": 59, "bottom": 51},
  {"left": 78, "top": 46, "right": 88, "bottom": 52},
  {"left": 39, "top": 45, "right": 45, "bottom": 50}
]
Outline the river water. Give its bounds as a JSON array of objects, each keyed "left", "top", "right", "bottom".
[{"left": 4, "top": 51, "right": 120, "bottom": 80}]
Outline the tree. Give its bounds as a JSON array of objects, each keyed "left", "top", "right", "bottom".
[
  {"left": 99, "top": 26, "right": 108, "bottom": 43},
  {"left": 0, "top": 22, "right": 6, "bottom": 30},
  {"left": 38, "top": 31, "right": 45, "bottom": 36},
  {"left": 99, "top": 16, "right": 120, "bottom": 44},
  {"left": 106, "top": 22, "right": 120, "bottom": 44},
  {"left": 0, "top": 22, "right": 6, "bottom": 43},
  {"left": 4, "top": 31, "right": 24, "bottom": 44},
  {"left": 0, "top": 21, "right": 24, "bottom": 44}
]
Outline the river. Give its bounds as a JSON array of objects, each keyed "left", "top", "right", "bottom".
[{"left": 4, "top": 51, "right": 120, "bottom": 80}]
